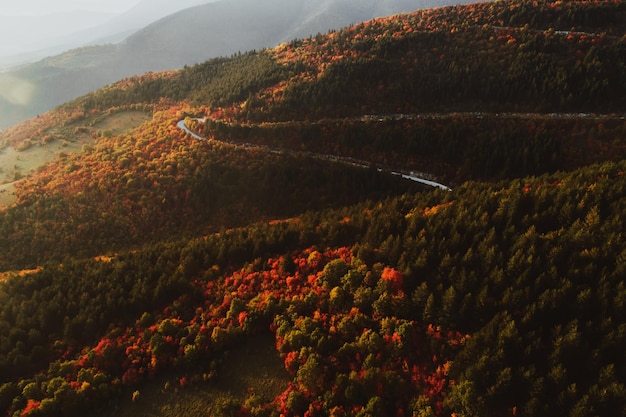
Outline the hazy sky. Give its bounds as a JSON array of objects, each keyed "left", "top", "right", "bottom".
[
  {"left": 0, "top": 0, "right": 177, "bottom": 63},
  {"left": 0, "top": 0, "right": 143, "bottom": 16}
]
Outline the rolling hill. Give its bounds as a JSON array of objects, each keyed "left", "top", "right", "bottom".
[
  {"left": 0, "top": 1, "right": 625, "bottom": 416},
  {"left": 0, "top": 0, "right": 474, "bottom": 130}
]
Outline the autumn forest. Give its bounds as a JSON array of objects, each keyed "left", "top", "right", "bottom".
[{"left": 0, "top": 1, "right": 625, "bottom": 416}]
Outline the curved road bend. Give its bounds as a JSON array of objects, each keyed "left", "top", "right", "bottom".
[{"left": 177, "top": 119, "right": 451, "bottom": 191}]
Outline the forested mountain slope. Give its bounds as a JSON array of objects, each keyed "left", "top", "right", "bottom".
[
  {"left": 0, "top": 1, "right": 625, "bottom": 416},
  {"left": 79, "top": 0, "right": 626, "bottom": 181},
  {"left": 119, "top": 0, "right": 440, "bottom": 72},
  {"left": 0, "top": 0, "right": 468, "bottom": 130}
]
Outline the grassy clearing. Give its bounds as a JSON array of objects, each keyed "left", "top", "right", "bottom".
[
  {"left": 102, "top": 333, "right": 290, "bottom": 417},
  {"left": 0, "top": 111, "right": 151, "bottom": 207},
  {"left": 91, "top": 111, "right": 151, "bottom": 137}
]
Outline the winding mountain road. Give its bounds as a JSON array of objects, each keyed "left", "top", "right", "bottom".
[
  {"left": 176, "top": 118, "right": 452, "bottom": 191},
  {"left": 178, "top": 109, "right": 626, "bottom": 191}
]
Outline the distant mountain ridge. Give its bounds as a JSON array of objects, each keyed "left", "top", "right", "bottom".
[
  {"left": 129, "top": 0, "right": 449, "bottom": 68},
  {"left": 0, "top": 0, "right": 476, "bottom": 130},
  {"left": 0, "top": 0, "right": 216, "bottom": 69},
  {"left": 0, "top": 11, "right": 116, "bottom": 66}
]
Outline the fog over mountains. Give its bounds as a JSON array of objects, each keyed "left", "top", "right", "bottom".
[
  {"left": 0, "top": 0, "right": 215, "bottom": 69},
  {"left": 0, "top": 0, "right": 475, "bottom": 130},
  {"left": 0, "top": 11, "right": 116, "bottom": 65}
]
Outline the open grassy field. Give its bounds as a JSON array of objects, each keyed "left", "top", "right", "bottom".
[{"left": 91, "top": 110, "right": 152, "bottom": 137}]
